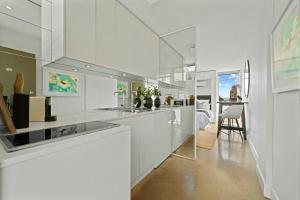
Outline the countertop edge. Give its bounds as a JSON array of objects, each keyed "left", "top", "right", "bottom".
[
  {"left": 0, "top": 125, "right": 131, "bottom": 168},
  {"left": 6, "top": 106, "right": 194, "bottom": 135}
]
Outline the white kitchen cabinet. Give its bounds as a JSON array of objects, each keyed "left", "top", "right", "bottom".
[
  {"left": 112, "top": 114, "right": 156, "bottom": 187},
  {"left": 112, "top": 117, "right": 142, "bottom": 186},
  {"left": 138, "top": 115, "right": 156, "bottom": 175},
  {"left": 111, "top": 111, "right": 172, "bottom": 187},
  {"left": 95, "top": 0, "right": 117, "bottom": 68},
  {"left": 51, "top": 0, "right": 159, "bottom": 78},
  {"left": 153, "top": 111, "right": 172, "bottom": 167},
  {"left": 52, "top": 0, "right": 96, "bottom": 63},
  {"left": 131, "top": 14, "right": 159, "bottom": 79},
  {"left": 96, "top": 1, "right": 159, "bottom": 78},
  {"left": 114, "top": 2, "right": 135, "bottom": 73},
  {"left": 0, "top": 127, "right": 131, "bottom": 200}
]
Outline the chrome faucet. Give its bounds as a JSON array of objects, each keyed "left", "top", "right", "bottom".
[
  {"left": 114, "top": 90, "right": 126, "bottom": 109},
  {"left": 131, "top": 91, "right": 138, "bottom": 110}
]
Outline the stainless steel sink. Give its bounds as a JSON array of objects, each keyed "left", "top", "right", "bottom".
[
  {"left": 98, "top": 107, "right": 152, "bottom": 113},
  {"left": 97, "top": 107, "right": 121, "bottom": 111}
]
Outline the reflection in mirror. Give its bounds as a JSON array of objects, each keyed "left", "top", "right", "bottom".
[
  {"left": 159, "top": 27, "right": 196, "bottom": 160},
  {"left": 0, "top": 46, "right": 36, "bottom": 97},
  {"left": 244, "top": 60, "right": 250, "bottom": 98},
  {"left": 0, "top": 0, "right": 52, "bottom": 100}
]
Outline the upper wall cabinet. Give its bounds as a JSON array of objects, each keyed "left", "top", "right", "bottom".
[
  {"left": 96, "top": 0, "right": 159, "bottom": 78},
  {"left": 96, "top": 0, "right": 117, "bottom": 68},
  {"left": 52, "top": 0, "right": 96, "bottom": 64},
  {"left": 51, "top": 0, "right": 159, "bottom": 79}
]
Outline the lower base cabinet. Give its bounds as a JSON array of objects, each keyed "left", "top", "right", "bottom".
[
  {"left": 111, "top": 111, "right": 172, "bottom": 187},
  {"left": 0, "top": 129, "right": 131, "bottom": 200}
]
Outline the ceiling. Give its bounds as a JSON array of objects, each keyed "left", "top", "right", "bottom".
[{"left": 119, "top": 0, "right": 262, "bottom": 70}]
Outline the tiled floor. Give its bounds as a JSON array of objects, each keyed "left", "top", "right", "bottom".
[{"left": 132, "top": 127, "right": 267, "bottom": 200}]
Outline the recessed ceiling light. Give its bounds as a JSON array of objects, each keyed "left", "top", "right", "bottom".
[
  {"left": 122, "top": 73, "right": 126, "bottom": 77},
  {"left": 73, "top": 69, "right": 78, "bottom": 72},
  {"left": 5, "top": 5, "right": 13, "bottom": 10},
  {"left": 85, "top": 65, "right": 91, "bottom": 68},
  {"left": 146, "top": 0, "right": 160, "bottom": 5}
]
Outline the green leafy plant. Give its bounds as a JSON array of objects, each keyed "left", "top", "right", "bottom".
[
  {"left": 136, "top": 86, "right": 144, "bottom": 98},
  {"left": 144, "top": 87, "right": 153, "bottom": 98},
  {"left": 152, "top": 86, "right": 161, "bottom": 97}
]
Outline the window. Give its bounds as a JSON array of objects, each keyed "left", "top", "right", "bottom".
[{"left": 218, "top": 72, "right": 240, "bottom": 101}]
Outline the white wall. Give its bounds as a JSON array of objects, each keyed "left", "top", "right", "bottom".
[
  {"left": 270, "top": 1, "right": 300, "bottom": 200},
  {"left": 247, "top": 0, "right": 300, "bottom": 200},
  {"left": 50, "top": 72, "right": 86, "bottom": 115},
  {"left": 247, "top": 0, "right": 273, "bottom": 197},
  {"left": 86, "top": 75, "right": 117, "bottom": 110}
]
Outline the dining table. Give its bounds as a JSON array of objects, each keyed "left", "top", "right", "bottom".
[{"left": 217, "top": 101, "right": 248, "bottom": 140}]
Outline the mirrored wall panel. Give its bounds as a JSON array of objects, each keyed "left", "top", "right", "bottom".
[
  {"left": 159, "top": 27, "right": 196, "bottom": 159},
  {"left": 0, "top": 0, "right": 52, "bottom": 99}
]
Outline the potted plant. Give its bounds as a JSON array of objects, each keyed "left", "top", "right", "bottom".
[
  {"left": 153, "top": 86, "right": 161, "bottom": 108},
  {"left": 134, "top": 86, "right": 144, "bottom": 108},
  {"left": 143, "top": 87, "right": 153, "bottom": 109}
]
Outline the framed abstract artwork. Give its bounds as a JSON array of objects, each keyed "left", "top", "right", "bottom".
[
  {"left": 271, "top": 0, "right": 300, "bottom": 93},
  {"left": 117, "top": 81, "right": 128, "bottom": 98},
  {"left": 43, "top": 67, "right": 80, "bottom": 96}
]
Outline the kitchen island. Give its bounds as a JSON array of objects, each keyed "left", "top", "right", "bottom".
[
  {"left": 0, "top": 105, "right": 194, "bottom": 198},
  {"left": 0, "top": 123, "right": 131, "bottom": 200}
]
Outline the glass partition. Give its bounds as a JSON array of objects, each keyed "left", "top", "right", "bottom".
[{"left": 159, "top": 27, "right": 197, "bottom": 160}]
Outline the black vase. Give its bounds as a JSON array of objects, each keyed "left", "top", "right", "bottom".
[
  {"left": 12, "top": 93, "right": 29, "bottom": 129},
  {"left": 154, "top": 97, "right": 161, "bottom": 108},
  {"left": 134, "top": 97, "right": 142, "bottom": 108},
  {"left": 144, "top": 97, "right": 153, "bottom": 109}
]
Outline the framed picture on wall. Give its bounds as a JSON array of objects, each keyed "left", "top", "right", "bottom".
[
  {"left": 271, "top": 0, "right": 300, "bottom": 93},
  {"left": 117, "top": 81, "right": 128, "bottom": 98},
  {"left": 43, "top": 67, "right": 80, "bottom": 96}
]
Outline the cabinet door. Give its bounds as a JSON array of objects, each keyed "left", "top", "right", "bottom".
[
  {"left": 154, "top": 111, "right": 172, "bottom": 166},
  {"left": 65, "top": 0, "right": 96, "bottom": 63},
  {"left": 115, "top": 3, "right": 159, "bottom": 78},
  {"left": 138, "top": 115, "right": 156, "bottom": 175},
  {"left": 131, "top": 16, "right": 159, "bottom": 78},
  {"left": 112, "top": 114, "right": 157, "bottom": 185},
  {"left": 115, "top": 3, "right": 135, "bottom": 73},
  {"left": 95, "top": 0, "right": 117, "bottom": 68},
  {"left": 112, "top": 118, "right": 140, "bottom": 184}
]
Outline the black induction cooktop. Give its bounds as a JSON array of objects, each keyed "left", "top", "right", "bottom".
[{"left": 0, "top": 121, "right": 120, "bottom": 152}]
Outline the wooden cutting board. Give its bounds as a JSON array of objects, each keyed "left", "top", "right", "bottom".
[{"left": 0, "top": 83, "right": 16, "bottom": 133}]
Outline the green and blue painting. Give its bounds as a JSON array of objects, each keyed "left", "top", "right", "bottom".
[{"left": 48, "top": 72, "right": 79, "bottom": 94}]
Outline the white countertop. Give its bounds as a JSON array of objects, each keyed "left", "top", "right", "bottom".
[
  {"left": 2, "top": 105, "right": 194, "bottom": 135},
  {"left": 0, "top": 105, "right": 194, "bottom": 167}
]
